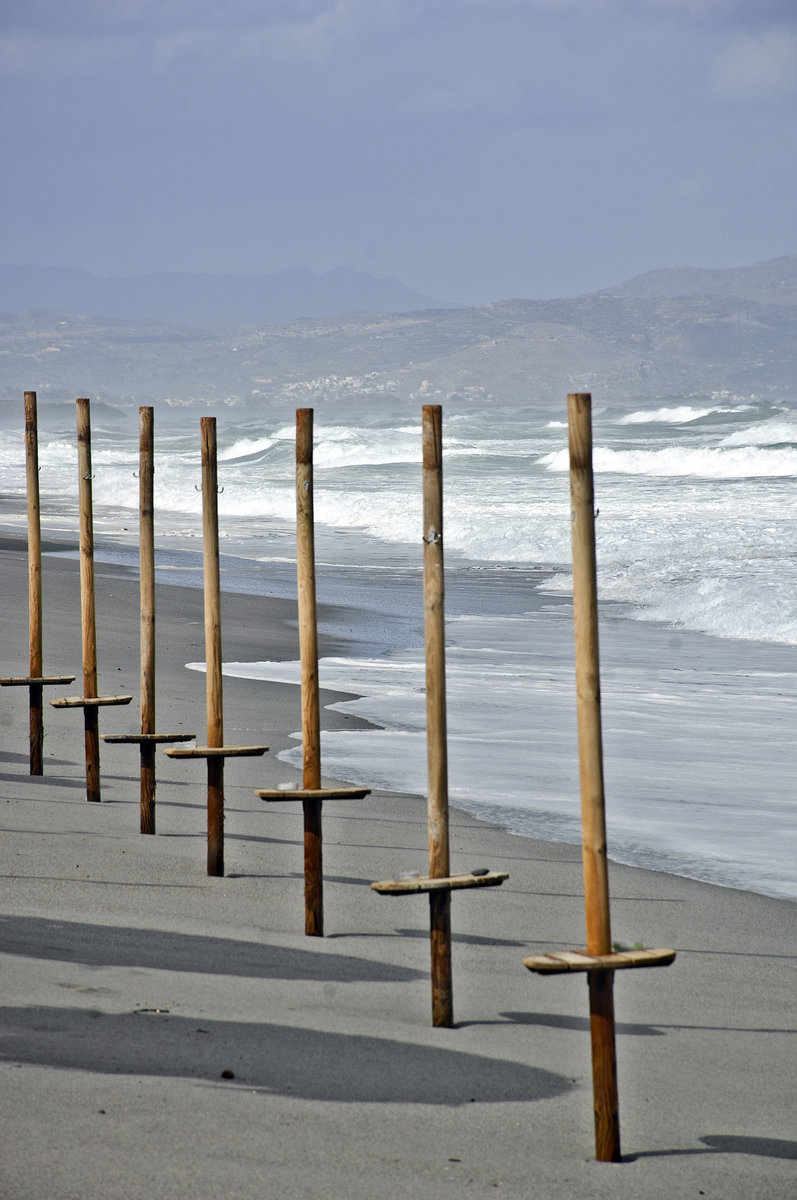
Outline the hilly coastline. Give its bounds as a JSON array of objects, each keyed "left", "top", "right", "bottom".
[{"left": 1, "top": 256, "right": 795, "bottom": 413}]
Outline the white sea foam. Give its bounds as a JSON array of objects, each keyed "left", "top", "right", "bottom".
[
  {"left": 618, "top": 405, "right": 719, "bottom": 424},
  {"left": 540, "top": 443, "right": 797, "bottom": 478},
  {"left": 719, "top": 416, "right": 797, "bottom": 447},
  {"left": 310, "top": 425, "right": 421, "bottom": 469},
  {"left": 217, "top": 433, "right": 279, "bottom": 460}
]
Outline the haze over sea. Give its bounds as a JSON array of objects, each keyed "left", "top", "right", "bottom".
[{"left": 2, "top": 393, "right": 795, "bottom": 901}]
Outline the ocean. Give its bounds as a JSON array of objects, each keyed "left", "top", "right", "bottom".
[{"left": 1, "top": 392, "right": 795, "bottom": 902}]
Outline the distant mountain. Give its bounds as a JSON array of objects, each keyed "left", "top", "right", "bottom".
[
  {"left": 0, "top": 256, "right": 795, "bottom": 411},
  {"left": 0, "top": 264, "right": 451, "bottom": 324},
  {"left": 600, "top": 254, "right": 797, "bottom": 303}
]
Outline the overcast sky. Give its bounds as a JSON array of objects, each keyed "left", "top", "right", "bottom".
[{"left": 1, "top": 0, "right": 795, "bottom": 304}]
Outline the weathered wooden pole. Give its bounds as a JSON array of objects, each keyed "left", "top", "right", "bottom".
[
  {"left": 202, "top": 416, "right": 225, "bottom": 876},
  {"left": 25, "top": 390, "right": 44, "bottom": 772},
  {"left": 77, "top": 397, "right": 102, "bottom": 802},
  {"left": 370, "top": 406, "right": 507, "bottom": 1017},
  {"left": 1, "top": 394, "right": 75, "bottom": 767},
  {"left": 50, "top": 400, "right": 131, "bottom": 789},
  {"left": 164, "top": 418, "right": 266, "bottom": 869},
  {"left": 423, "top": 404, "right": 453, "bottom": 1027},
  {"left": 523, "top": 394, "right": 674, "bottom": 1158},
  {"left": 255, "top": 410, "right": 369, "bottom": 929},
  {"left": 296, "top": 408, "right": 324, "bottom": 935},
  {"left": 138, "top": 406, "right": 157, "bottom": 831},
  {"left": 568, "top": 391, "right": 620, "bottom": 1163},
  {"left": 101, "top": 406, "right": 196, "bottom": 827}
]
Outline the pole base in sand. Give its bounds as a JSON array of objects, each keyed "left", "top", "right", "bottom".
[
  {"left": 103, "top": 733, "right": 197, "bottom": 835},
  {"left": 165, "top": 744, "right": 269, "bottom": 876},
  {"left": 2, "top": 675, "right": 77, "bottom": 775}
]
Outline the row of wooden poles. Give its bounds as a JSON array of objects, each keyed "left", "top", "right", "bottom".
[{"left": 2, "top": 391, "right": 675, "bottom": 1163}]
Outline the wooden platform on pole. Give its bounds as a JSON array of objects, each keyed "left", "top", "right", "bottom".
[
  {"left": 255, "top": 408, "right": 371, "bottom": 936},
  {"left": 370, "top": 405, "right": 508, "bottom": 1027},
  {"left": 50, "top": 398, "right": 132, "bottom": 802},
  {"left": 0, "top": 392, "right": 76, "bottom": 773},
  {"left": 100, "top": 407, "right": 194, "bottom": 833},
  {"left": 372, "top": 870, "right": 508, "bottom": 896},
  {"left": 164, "top": 416, "right": 267, "bottom": 875},
  {"left": 524, "top": 947, "right": 675, "bottom": 974},
  {"left": 523, "top": 393, "right": 675, "bottom": 1163}
]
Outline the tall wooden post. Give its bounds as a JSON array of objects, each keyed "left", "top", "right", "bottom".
[
  {"left": 524, "top": 396, "right": 674, "bottom": 1156},
  {"left": 102, "top": 405, "right": 196, "bottom": 826},
  {"left": 423, "top": 404, "right": 453, "bottom": 1027},
  {"left": 568, "top": 392, "right": 620, "bottom": 1163},
  {"left": 201, "top": 417, "right": 225, "bottom": 876},
  {"left": 76, "top": 397, "right": 101, "bottom": 802},
  {"left": 2, "top": 394, "right": 76, "bottom": 768},
  {"left": 296, "top": 408, "right": 324, "bottom": 936},
  {"left": 2, "top": 393, "right": 77, "bottom": 767},
  {"left": 139, "top": 407, "right": 157, "bottom": 832},
  {"left": 370, "top": 405, "right": 507, "bottom": 1013},
  {"left": 165, "top": 420, "right": 266, "bottom": 866},
  {"left": 50, "top": 400, "right": 131, "bottom": 786},
  {"left": 255, "top": 408, "right": 369, "bottom": 929},
  {"left": 24, "top": 391, "right": 44, "bottom": 773}
]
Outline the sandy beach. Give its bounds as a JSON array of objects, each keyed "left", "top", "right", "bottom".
[{"left": 0, "top": 533, "right": 794, "bottom": 1199}]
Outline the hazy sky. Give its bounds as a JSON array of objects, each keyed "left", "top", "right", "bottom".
[{"left": 2, "top": 0, "right": 795, "bottom": 304}]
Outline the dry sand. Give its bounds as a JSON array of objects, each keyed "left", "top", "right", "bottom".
[{"left": 0, "top": 535, "right": 794, "bottom": 1199}]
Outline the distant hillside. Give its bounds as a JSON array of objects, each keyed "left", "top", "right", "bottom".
[
  {"left": 0, "top": 256, "right": 795, "bottom": 411},
  {"left": 602, "top": 255, "right": 797, "bottom": 303},
  {"left": 0, "top": 264, "right": 450, "bottom": 325}
]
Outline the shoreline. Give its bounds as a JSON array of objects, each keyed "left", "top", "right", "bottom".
[
  {"left": 0, "top": 532, "right": 795, "bottom": 1197},
  {"left": 2, "top": 524, "right": 795, "bottom": 904}
]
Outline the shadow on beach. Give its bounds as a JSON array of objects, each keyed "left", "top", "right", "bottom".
[
  {"left": 0, "top": 1002, "right": 574, "bottom": 1106},
  {"left": 0, "top": 914, "right": 424, "bottom": 983},
  {"left": 628, "top": 1136, "right": 797, "bottom": 1163}
]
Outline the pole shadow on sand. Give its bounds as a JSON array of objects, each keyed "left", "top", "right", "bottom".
[
  {"left": 0, "top": 914, "right": 423, "bottom": 983},
  {"left": 0, "top": 1004, "right": 572, "bottom": 1106},
  {"left": 628, "top": 1136, "right": 797, "bottom": 1162}
]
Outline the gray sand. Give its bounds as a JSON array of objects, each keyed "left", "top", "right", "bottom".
[{"left": 0, "top": 537, "right": 794, "bottom": 1199}]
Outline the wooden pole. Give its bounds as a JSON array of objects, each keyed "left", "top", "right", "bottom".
[
  {"left": 568, "top": 392, "right": 620, "bottom": 1163},
  {"left": 139, "top": 406, "right": 156, "bottom": 833},
  {"left": 24, "top": 391, "right": 44, "bottom": 774},
  {"left": 76, "top": 397, "right": 101, "bottom": 803},
  {"left": 103, "top": 408, "right": 192, "bottom": 824},
  {"left": 3, "top": 392, "right": 76, "bottom": 770},
  {"left": 296, "top": 408, "right": 324, "bottom": 936},
  {"left": 422, "top": 404, "right": 453, "bottom": 1028},
  {"left": 201, "top": 417, "right": 225, "bottom": 875}
]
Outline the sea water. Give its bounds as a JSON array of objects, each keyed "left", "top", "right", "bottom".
[{"left": 1, "top": 393, "right": 795, "bottom": 901}]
